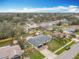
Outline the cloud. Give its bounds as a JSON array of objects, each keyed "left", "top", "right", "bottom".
[
  {"left": 67, "top": 5, "right": 79, "bottom": 12},
  {"left": 0, "top": 5, "right": 79, "bottom": 13}
]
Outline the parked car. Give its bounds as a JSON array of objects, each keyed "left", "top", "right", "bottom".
[{"left": 65, "top": 47, "right": 71, "bottom": 50}]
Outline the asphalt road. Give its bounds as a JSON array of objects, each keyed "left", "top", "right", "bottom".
[{"left": 56, "top": 42, "right": 79, "bottom": 59}]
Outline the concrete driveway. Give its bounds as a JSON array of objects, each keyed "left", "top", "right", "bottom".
[
  {"left": 56, "top": 42, "right": 79, "bottom": 59},
  {"left": 39, "top": 48, "right": 57, "bottom": 59}
]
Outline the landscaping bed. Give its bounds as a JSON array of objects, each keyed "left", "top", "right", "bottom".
[{"left": 0, "top": 38, "right": 12, "bottom": 47}]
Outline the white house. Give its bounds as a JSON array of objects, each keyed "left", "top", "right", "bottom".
[
  {"left": 0, "top": 45, "right": 23, "bottom": 59},
  {"left": 63, "top": 28, "right": 76, "bottom": 34}
]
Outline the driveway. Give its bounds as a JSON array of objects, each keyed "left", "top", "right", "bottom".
[
  {"left": 39, "top": 48, "right": 57, "bottom": 59},
  {"left": 56, "top": 42, "right": 79, "bottom": 59}
]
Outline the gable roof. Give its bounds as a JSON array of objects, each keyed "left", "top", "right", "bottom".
[
  {"left": 0, "top": 45, "right": 22, "bottom": 59},
  {"left": 27, "top": 35, "right": 49, "bottom": 47}
]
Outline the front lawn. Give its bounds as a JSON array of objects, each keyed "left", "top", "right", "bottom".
[
  {"left": 47, "top": 38, "right": 71, "bottom": 52},
  {"left": 75, "top": 30, "right": 79, "bottom": 35},
  {"left": 76, "top": 31, "right": 79, "bottom": 35},
  {"left": 74, "top": 53, "right": 79, "bottom": 59},
  {"left": 55, "top": 41, "right": 74, "bottom": 55},
  {"left": 24, "top": 48, "right": 44, "bottom": 59},
  {"left": 29, "top": 49, "right": 44, "bottom": 59}
]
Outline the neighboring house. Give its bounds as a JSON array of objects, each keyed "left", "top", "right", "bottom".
[
  {"left": 26, "top": 23, "right": 38, "bottom": 29},
  {"left": 69, "top": 25, "right": 79, "bottom": 30},
  {"left": 60, "top": 19, "right": 69, "bottom": 23},
  {"left": 63, "top": 28, "right": 76, "bottom": 34},
  {"left": 0, "top": 45, "right": 23, "bottom": 59},
  {"left": 39, "top": 19, "right": 69, "bottom": 31},
  {"left": 24, "top": 22, "right": 39, "bottom": 32},
  {"left": 39, "top": 21, "right": 57, "bottom": 31},
  {"left": 39, "top": 21, "right": 58, "bottom": 28},
  {"left": 51, "top": 32, "right": 66, "bottom": 38},
  {"left": 27, "top": 35, "right": 50, "bottom": 49}
]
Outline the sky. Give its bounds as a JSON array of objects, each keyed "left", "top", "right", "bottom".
[{"left": 0, "top": 0, "right": 79, "bottom": 13}]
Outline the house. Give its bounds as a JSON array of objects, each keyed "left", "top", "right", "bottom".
[
  {"left": 51, "top": 32, "right": 66, "bottom": 38},
  {"left": 27, "top": 35, "right": 50, "bottom": 48},
  {"left": 24, "top": 22, "right": 39, "bottom": 32},
  {"left": 39, "top": 19, "right": 68, "bottom": 31},
  {"left": 63, "top": 28, "right": 76, "bottom": 34},
  {"left": 39, "top": 21, "right": 58, "bottom": 28},
  {"left": 60, "top": 19, "right": 69, "bottom": 23},
  {"left": 0, "top": 45, "right": 23, "bottom": 59}
]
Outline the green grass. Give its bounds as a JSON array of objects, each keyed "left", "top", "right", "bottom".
[
  {"left": 23, "top": 41, "right": 44, "bottom": 59},
  {"left": 24, "top": 42, "right": 31, "bottom": 49},
  {"left": 47, "top": 38, "right": 71, "bottom": 53},
  {"left": 29, "top": 49, "right": 44, "bottom": 59},
  {"left": 76, "top": 31, "right": 79, "bottom": 35},
  {"left": 75, "top": 30, "right": 79, "bottom": 35},
  {"left": 74, "top": 53, "right": 79, "bottom": 59},
  {"left": 55, "top": 41, "right": 74, "bottom": 55},
  {"left": 0, "top": 38, "right": 12, "bottom": 47},
  {"left": 43, "top": 30, "right": 49, "bottom": 35},
  {"left": 25, "top": 48, "right": 44, "bottom": 59}
]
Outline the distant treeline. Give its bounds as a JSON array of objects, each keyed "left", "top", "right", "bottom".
[{"left": 0, "top": 13, "right": 79, "bottom": 40}]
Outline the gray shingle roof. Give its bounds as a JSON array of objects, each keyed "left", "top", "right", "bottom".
[{"left": 27, "top": 35, "right": 49, "bottom": 47}]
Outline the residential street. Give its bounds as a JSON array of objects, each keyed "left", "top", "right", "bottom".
[{"left": 56, "top": 42, "right": 79, "bottom": 59}]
